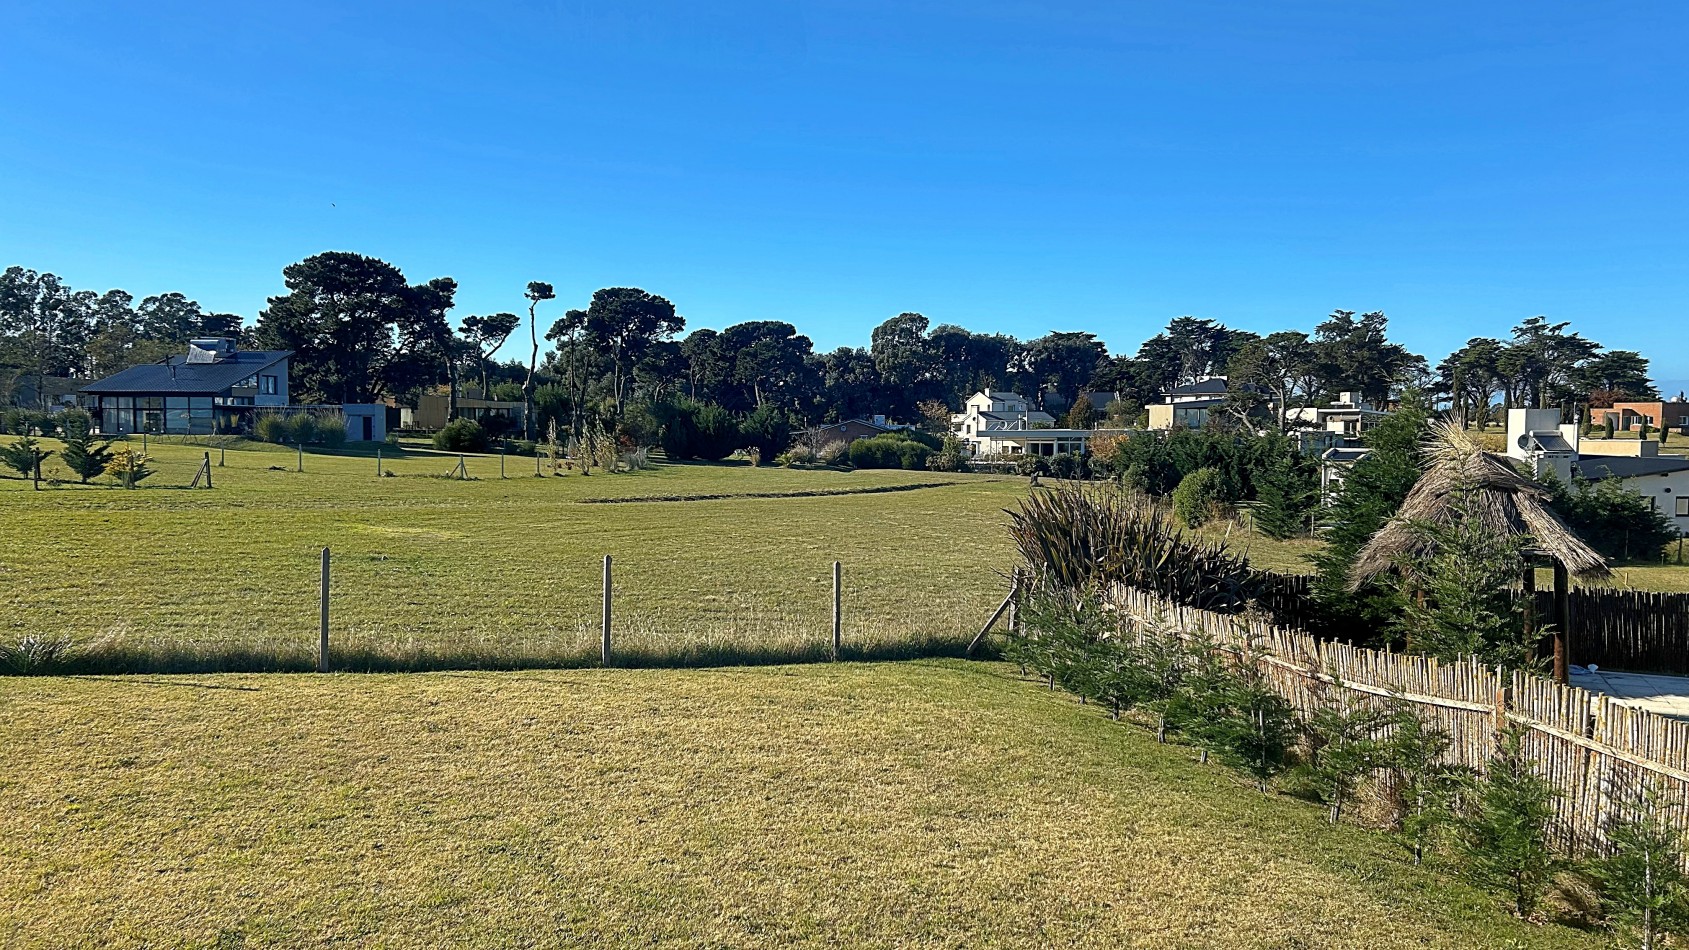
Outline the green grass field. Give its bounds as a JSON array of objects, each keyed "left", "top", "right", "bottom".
[
  {"left": 0, "top": 660, "right": 1605, "bottom": 948},
  {"left": 0, "top": 437, "right": 1029, "bottom": 672}
]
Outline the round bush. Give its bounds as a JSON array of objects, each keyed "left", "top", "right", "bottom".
[
  {"left": 1172, "top": 467, "right": 1223, "bottom": 528},
  {"left": 434, "top": 418, "right": 488, "bottom": 452}
]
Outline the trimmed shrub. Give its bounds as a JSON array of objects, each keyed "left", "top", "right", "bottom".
[
  {"left": 817, "top": 440, "right": 850, "bottom": 467},
  {"left": 434, "top": 418, "right": 488, "bottom": 452},
  {"left": 1, "top": 408, "right": 55, "bottom": 436},
  {"left": 850, "top": 432, "right": 934, "bottom": 470},
  {"left": 1172, "top": 467, "right": 1223, "bottom": 528}
]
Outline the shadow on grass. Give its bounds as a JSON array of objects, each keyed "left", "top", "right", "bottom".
[{"left": 25, "top": 633, "right": 984, "bottom": 677}]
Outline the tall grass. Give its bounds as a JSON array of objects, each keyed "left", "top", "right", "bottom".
[{"left": 8, "top": 610, "right": 977, "bottom": 675}]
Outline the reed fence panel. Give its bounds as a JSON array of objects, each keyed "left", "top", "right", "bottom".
[{"left": 1111, "top": 586, "right": 1689, "bottom": 859}]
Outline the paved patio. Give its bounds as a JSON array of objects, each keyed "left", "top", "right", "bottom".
[{"left": 1569, "top": 667, "right": 1689, "bottom": 718}]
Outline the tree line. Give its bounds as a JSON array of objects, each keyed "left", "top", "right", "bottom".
[{"left": 1, "top": 253, "right": 1663, "bottom": 439}]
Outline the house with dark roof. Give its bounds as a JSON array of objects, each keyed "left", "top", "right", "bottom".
[
  {"left": 1146, "top": 378, "right": 1231, "bottom": 430},
  {"left": 1508, "top": 408, "right": 1689, "bottom": 535},
  {"left": 801, "top": 415, "right": 911, "bottom": 447},
  {"left": 80, "top": 338, "right": 291, "bottom": 436}
]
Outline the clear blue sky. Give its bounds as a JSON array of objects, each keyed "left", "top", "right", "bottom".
[{"left": 3, "top": 1, "right": 1685, "bottom": 380}]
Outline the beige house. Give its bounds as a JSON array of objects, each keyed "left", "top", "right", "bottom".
[{"left": 403, "top": 388, "right": 526, "bottom": 432}]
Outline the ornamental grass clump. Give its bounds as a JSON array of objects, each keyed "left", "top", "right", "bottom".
[{"left": 1007, "top": 481, "right": 1261, "bottom": 612}]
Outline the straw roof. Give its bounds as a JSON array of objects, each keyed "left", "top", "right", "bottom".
[{"left": 1347, "top": 422, "right": 1609, "bottom": 589}]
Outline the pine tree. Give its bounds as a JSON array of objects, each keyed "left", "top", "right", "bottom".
[
  {"left": 1384, "top": 706, "right": 1467, "bottom": 865},
  {"left": 0, "top": 435, "right": 52, "bottom": 484},
  {"left": 1391, "top": 483, "right": 1535, "bottom": 668},
  {"left": 57, "top": 410, "right": 112, "bottom": 484},
  {"left": 1293, "top": 701, "right": 1394, "bottom": 824},
  {"left": 1595, "top": 783, "right": 1689, "bottom": 950},
  {"left": 1311, "top": 395, "right": 1430, "bottom": 633},
  {"left": 1460, "top": 727, "right": 1560, "bottom": 918}
]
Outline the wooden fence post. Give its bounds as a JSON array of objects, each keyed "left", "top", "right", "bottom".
[
  {"left": 376, "top": 447, "right": 382, "bottom": 477},
  {"left": 204, "top": 451, "right": 212, "bottom": 489},
  {"left": 219, "top": 444, "right": 225, "bottom": 467},
  {"left": 601, "top": 554, "right": 613, "bottom": 667},
  {"left": 832, "top": 561, "right": 842, "bottom": 659},
  {"left": 318, "top": 547, "right": 331, "bottom": 673},
  {"left": 1007, "top": 567, "right": 1021, "bottom": 634},
  {"left": 1492, "top": 664, "right": 1511, "bottom": 744},
  {"left": 500, "top": 447, "right": 506, "bottom": 479},
  {"left": 967, "top": 569, "right": 1022, "bottom": 657},
  {"left": 297, "top": 443, "right": 303, "bottom": 473},
  {"left": 1553, "top": 561, "right": 1571, "bottom": 684}
]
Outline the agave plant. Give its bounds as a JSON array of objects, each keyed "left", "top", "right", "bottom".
[{"left": 1006, "top": 481, "right": 1262, "bottom": 612}]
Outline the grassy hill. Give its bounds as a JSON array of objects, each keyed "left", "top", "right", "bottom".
[{"left": 0, "top": 660, "right": 1603, "bottom": 948}]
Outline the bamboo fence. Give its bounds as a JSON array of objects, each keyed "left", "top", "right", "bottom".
[{"left": 1110, "top": 586, "right": 1689, "bottom": 859}]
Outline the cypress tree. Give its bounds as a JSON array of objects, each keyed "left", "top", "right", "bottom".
[{"left": 1252, "top": 449, "right": 1318, "bottom": 540}]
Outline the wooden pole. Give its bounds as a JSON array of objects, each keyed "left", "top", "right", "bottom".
[
  {"left": 1007, "top": 567, "right": 1021, "bottom": 634},
  {"left": 832, "top": 560, "right": 842, "bottom": 659},
  {"left": 1553, "top": 560, "right": 1571, "bottom": 685},
  {"left": 967, "top": 570, "right": 1021, "bottom": 656},
  {"left": 297, "top": 443, "right": 303, "bottom": 473},
  {"left": 219, "top": 444, "right": 225, "bottom": 467},
  {"left": 203, "top": 451, "right": 212, "bottom": 489},
  {"left": 318, "top": 547, "right": 331, "bottom": 673},
  {"left": 1522, "top": 562, "right": 1537, "bottom": 646},
  {"left": 500, "top": 447, "right": 506, "bottom": 479},
  {"left": 601, "top": 554, "right": 613, "bottom": 667}
]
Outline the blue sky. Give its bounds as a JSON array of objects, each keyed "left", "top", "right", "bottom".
[{"left": 3, "top": 1, "right": 1685, "bottom": 380}]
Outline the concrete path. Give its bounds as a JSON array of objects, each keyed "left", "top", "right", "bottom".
[{"left": 1570, "top": 667, "right": 1689, "bottom": 718}]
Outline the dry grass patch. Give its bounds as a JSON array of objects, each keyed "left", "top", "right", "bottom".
[{"left": 0, "top": 661, "right": 1601, "bottom": 948}]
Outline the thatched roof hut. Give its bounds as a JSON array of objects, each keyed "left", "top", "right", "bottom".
[{"left": 1348, "top": 422, "right": 1609, "bottom": 590}]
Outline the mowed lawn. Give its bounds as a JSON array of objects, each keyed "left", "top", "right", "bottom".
[
  {"left": 0, "top": 438, "right": 1025, "bottom": 670},
  {"left": 0, "top": 661, "right": 1602, "bottom": 949}
]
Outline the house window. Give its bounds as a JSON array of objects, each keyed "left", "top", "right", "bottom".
[
  {"left": 260, "top": 375, "right": 278, "bottom": 395},
  {"left": 1678, "top": 498, "right": 1689, "bottom": 518}
]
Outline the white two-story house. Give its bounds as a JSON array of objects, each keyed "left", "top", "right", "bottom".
[{"left": 951, "top": 390, "right": 1112, "bottom": 457}]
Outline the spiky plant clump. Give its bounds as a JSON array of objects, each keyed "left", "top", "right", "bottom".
[{"left": 1007, "top": 481, "right": 1262, "bottom": 612}]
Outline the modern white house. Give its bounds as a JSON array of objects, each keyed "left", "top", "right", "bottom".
[
  {"left": 951, "top": 390, "right": 1116, "bottom": 456},
  {"left": 1508, "top": 408, "right": 1689, "bottom": 535},
  {"left": 1285, "top": 391, "right": 1387, "bottom": 437}
]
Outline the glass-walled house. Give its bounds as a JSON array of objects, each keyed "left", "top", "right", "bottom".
[{"left": 80, "top": 339, "right": 291, "bottom": 436}]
